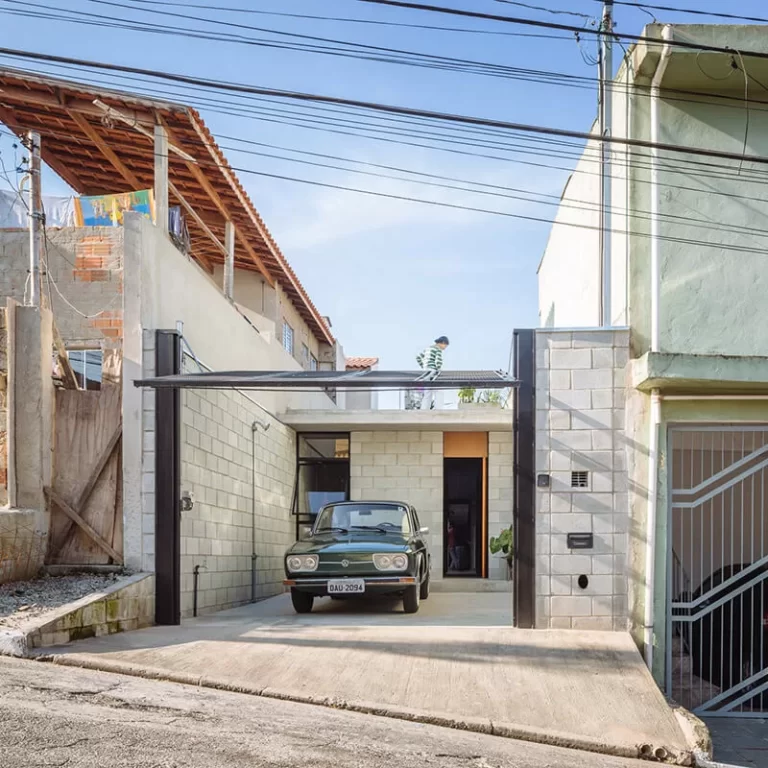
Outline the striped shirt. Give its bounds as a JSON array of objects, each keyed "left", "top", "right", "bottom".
[{"left": 416, "top": 344, "right": 444, "bottom": 371}]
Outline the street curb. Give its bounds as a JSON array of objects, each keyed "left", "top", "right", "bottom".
[{"left": 36, "top": 652, "right": 694, "bottom": 765}]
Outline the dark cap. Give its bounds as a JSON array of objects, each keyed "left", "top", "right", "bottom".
[{"left": 435, "top": 336, "right": 450, "bottom": 345}]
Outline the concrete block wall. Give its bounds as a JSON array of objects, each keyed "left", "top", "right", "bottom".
[
  {"left": 350, "top": 431, "right": 443, "bottom": 577},
  {"left": 180, "top": 381, "right": 296, "bottom": 617},
  {"left": 0, "top": 229, "right": 123, "bottom": 345},
  {"left": 350, "top": 430, "right": 514, "bottom": 581},
  {"left": 488, "top": 432, "right": 514, "bottom": 581},
  {"left": 534, "top": 329, "right": 629, "bottom": 631}
]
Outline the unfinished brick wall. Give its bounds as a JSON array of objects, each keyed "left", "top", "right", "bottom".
[{"left": 0, "top": 228, "right": 123, "bottom": 345}]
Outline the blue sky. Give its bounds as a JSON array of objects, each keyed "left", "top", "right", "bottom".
[{"left": 0, "top": 0, "right": 764, "bottom": 376}]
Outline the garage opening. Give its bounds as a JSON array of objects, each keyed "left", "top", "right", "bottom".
[
  {"left": 137, "top": 337, "right": 532, "bottom": 626},
  {"left": 444, "top": 458, "right": 485, "bottom": 578},
  {"left": 668, "top": 426, "right": 768, "bottom": 718}
]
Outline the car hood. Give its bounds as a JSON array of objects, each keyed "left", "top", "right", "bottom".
[{"left": 288, "top": 531, "right": 410, "bottom": 554}]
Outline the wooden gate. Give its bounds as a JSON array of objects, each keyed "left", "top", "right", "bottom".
[{"left": 46, "top": 384, "right": 123, "bottom": 565}]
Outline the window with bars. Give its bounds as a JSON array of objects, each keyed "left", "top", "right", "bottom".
[
  {"left": 282, "top": 322, "right": 294, "bottom": 355},
  {"left": 571, "top": 471, "right": 589, "bottom": 489}
]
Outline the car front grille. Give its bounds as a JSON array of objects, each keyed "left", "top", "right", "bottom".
[{"left": 317, "top": 553, "right": 377, "bottom": 575}]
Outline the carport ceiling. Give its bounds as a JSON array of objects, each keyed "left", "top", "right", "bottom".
[{"left": 134, "top": 369, "right": 518, "bottom": 390}]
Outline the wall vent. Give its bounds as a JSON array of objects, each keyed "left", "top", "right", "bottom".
[{"left": 571, "top": 471, "right": 589, "bottom": 488}]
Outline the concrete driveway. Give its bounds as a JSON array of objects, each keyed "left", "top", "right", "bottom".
[{"left": 36, "top": 593, "right": 690, "bottom": 762}]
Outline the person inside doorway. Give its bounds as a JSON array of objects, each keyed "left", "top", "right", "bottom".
[
  {"left": 447, "top": 514, "right": 460, "bottom": 572},
  {"left": 406, "top": 336, "right": 450, "bottom": 410}
]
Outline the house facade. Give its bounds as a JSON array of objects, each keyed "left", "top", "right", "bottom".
[{"left": 537, "top": 24, "right": 768, "bottom": 714}]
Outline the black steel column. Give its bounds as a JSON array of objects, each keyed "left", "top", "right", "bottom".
[
  {"left": 155, "top": 330, "right": 181, "bottom": 625},
  {"left": 513, "top": 329, "right": 536, "bottom": 629}
]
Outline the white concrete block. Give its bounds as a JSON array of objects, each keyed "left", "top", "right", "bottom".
[
  {"left": 591, "top": 347, "right": 614, "bottom": 369},
  {"left": 549, "top": 430, "right": 591, "bottom": 451},
  {"left": 572, "top": 369, "right": 613, "bottom": 390},
  {"left": 551, "top": 573, "right": 572, "bottom": 595},
  {"left": 549, "top": 389, "right": 591, "bottom": 410},
  {"left": 572, "top": 617, "right": 612, "bottom": 631},
  {"left": 571, "top": 331, "right": 616, "bottom": 348},
  {"left": 549, "top": 369, "right": 571, "bottom": 390},
  {"left": 550, "top": 554, "right": 592, "bottom": 575},
  {"left": 549, "top": 348, "right": 592, "bottom": 370},
  {"left": 591, "top": 389, "right": 614, "bottom": 410},
  {"left": 551, "top": 595, "right": 592, "bottom": 617},
  {"left": 590, "top": 430, "right": 614, "bottom": 450},
  {"left": 550, "top": 513, "right": 592, "bottom": 534}
]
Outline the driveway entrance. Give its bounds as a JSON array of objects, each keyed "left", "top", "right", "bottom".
[{"left": 39, "top": 592, "right": 689, "bottom": 762}]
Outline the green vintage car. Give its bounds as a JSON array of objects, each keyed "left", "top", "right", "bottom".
[{"left": 283, "top": 500, "right": 431, "bottom": 614}]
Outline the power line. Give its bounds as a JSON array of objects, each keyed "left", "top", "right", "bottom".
[
  {"left": 0, "top": 0, "right": 576, "bottom": 83},
  {"left": 106, "top": 0, "right": 576, "bottom": 39},
  {"left": 604, "top": 1, "right": 768, "bottom": 25},
  {"left": 3, "top": 45, "right": 768, "bottom": 170},
  {"left": 8, "top": 51, "right": 768, "bottom": 194},
  {"left": 494, "top": 0, "right": 594, "bottom": 20},
  {"left": 8, "top": 1, "right": 768, "bottom": 123},
  {"left": 6, "top": 56, "right": 768, "bottom": 209},
  {"left": 4, "top": 116, "right": 768, "bottom": 256},
  {"left": 355, "top": 0, "right": 768, "bottom": 61}
]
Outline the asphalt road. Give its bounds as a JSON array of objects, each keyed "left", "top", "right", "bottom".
[{"left": 0, "top": 656, "right": 655, "bottom": 768}]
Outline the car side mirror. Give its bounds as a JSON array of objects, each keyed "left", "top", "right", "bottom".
[{"left": 420, "top": 527, "right": 429, "bottom": 535}]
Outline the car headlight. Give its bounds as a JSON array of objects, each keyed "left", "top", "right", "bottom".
[
  {"left": 286, "top": 555, "right": 319, "bottom": 572},
  {"left": 373, "top": 553, "right": 408, "bottom": 571}
]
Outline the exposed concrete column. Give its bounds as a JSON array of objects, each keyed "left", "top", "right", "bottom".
[
  {"left": 224, "top": 221, "right": 235, "bottom": 300},
  {"left": 7, "top": 304, "right": 53, "bottom": 514},
  {"left": 154, "top": 124, "right": 169, "bottom": 236}
]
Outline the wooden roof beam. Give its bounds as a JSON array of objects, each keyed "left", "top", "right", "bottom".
[
  {"left": 168, "top": 180, "right": 217, "bottom": 274},
  {"left": 68, "top": 111, "right": 143, "bottom": 190}
]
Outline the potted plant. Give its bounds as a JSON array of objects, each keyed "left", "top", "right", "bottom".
[
  {"left": 457, "top": 387, "right": 477, "bottom": 409},
  {"left": 489, "top": 527, "right": 514, "bottom": 579},
  {"left": 477, "top": 390, "right": 503, "bottom": 407}
]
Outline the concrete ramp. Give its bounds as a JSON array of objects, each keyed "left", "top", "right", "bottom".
[{"left": 35, "top": 593, "right": 690, "bottom": 763}]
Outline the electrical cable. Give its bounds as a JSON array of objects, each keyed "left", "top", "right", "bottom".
[
  {"left": 5, "top": 57, "right": 768, "bottom": 211},
  {"left": 493, "top": 0, "right": 594, "bottom": 20},
  {"left": 600, "top": 1, "right": 768, "bottom": 25},
  {"left": 3, "top": 45, "right": 768, "bottom": 170},
  {"left": 354, "top": 0, "right": 768, "bottom": 61}
]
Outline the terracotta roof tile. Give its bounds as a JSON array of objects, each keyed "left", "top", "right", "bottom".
[{"left": 345, "top": 357, "right": 379, "bottom": 370}]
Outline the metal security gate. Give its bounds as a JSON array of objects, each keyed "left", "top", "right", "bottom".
[{"left": 668, "top": 426, "right": 768, "bottom": 717}]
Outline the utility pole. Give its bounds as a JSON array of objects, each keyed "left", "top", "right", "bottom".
[
  {"left": 598, "top": 1, "right": 614, "bottom": 327},
  {"left": 27, "top": 131, "right": 42, "bottom": 308}
]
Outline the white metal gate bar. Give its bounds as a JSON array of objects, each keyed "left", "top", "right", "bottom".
[{"left": 667, "top": 426, "right": 768, "bottom": 718}]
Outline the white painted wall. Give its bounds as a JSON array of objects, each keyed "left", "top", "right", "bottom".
[{"left": 122, "top": 214, "right": 337, "bottom": 574}]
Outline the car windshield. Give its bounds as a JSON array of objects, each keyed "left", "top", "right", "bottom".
[{"left": 314, "top": 504, "right": 409, "bottom": 533}]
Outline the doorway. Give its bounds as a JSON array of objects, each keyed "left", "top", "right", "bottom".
[{"left": 444, "top": 458, "right": 485, "bottom": 578}]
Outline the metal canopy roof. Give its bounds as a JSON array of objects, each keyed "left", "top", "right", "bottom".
[{"left": 134, "top": 369, "right": 518, "bottom": 390}]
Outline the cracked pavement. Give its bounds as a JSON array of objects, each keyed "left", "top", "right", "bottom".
[{"left": 0, "top": 656, "right": 653, "bottom": 768}]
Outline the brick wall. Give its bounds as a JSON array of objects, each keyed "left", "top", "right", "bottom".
[
  {"left": 534, "top": 329, "right": 629, "bottom": 630},
  {"left": 0, "top": 228, "right": 123, "bottom": 344},
  {"left": 179, "top": 380, "right": 296, "bottom": 617}
]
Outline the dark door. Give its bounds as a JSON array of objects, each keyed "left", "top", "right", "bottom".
[{"left": 443, "top": 457, "right": 484, "bottom": 578}]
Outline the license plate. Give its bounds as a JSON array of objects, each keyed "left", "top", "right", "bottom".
[{"left": 328, "top": 579, "right": 365, "bottom": 595}]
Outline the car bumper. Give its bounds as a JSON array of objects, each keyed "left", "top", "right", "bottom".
[{"left": 284, "top": 575, "right": 417, "bottom": 596}]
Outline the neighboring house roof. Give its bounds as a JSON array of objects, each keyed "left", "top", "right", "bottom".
[
  {"left": 0, "top": 66, "right": 333, "bottom": 345},
  {"left": 346, "top": 357, "right": 379, "bottom": 370}
]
